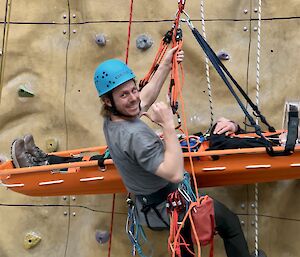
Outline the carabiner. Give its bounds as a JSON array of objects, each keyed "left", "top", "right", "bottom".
[{"left": 180, "top": 10, "right": 195, "bottom": 30}]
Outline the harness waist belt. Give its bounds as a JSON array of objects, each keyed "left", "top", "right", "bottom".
[{"left": 136, "top": 182, "right": 177, "bottom": 206}]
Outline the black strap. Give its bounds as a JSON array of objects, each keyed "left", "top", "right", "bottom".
[
  {"left": 189, "top": 26, "right": 276, "bottom": 136},
  {"left": 136, "top": 183, "right": 177, "bottom": 231},
  {"left": 268, "top": 104, "right": 299, "bottom": 156},
  {"left": 141, "top": 204, "right": 170, "bottom": 231},
  {"left": 136, "top": 182, "right": 177, "bottom": 206},
  {"left": 285, "top": 105, "right": 299, "bottom": 152}
]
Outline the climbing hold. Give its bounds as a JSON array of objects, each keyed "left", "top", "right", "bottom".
[
  {"left": 136, "top": 34, "right": 153, "bottom": 50},
  {"left": 18, "top": 85, "right": 34, "bottom": 97},
  {"left": 95, "top": 34, "right": 106, "bottom": 46},
  {"left": 0, "top": 154, "right": 7, "bottom": 163},
  {"left": 95, "top": 230, "right": 110, "bottom": 244},
  {"left": 217, "top": 50, "right": 230, "bottom": 61},
  {"left": 45, "top": 138, "right": 58, "bottom": 152},
  {"left": 23, "top": 231, "right": 41, "bottom": 249}
]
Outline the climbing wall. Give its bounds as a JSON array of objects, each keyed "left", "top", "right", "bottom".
[{"left": 0, "top": 0, "right": 299, "bottom": 256}]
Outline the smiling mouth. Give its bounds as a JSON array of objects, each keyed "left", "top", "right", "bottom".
[{"left": 128, "top": 105, "right": 139, "bottom": 110}]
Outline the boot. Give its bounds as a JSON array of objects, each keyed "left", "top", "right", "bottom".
[
  {"left": 24, "top": 134, "right": 48, "bottom": 160},
  {"left": 11, "top": 139, "right": 38, "bottom": 168}
]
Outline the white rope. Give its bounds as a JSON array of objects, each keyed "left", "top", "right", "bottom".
[
  {"left": 255, "top": 1, "right": 262, "bottom": 118},
  {"left": 254, "top": 0, "right": 262, "bottom": 256},
  {"left": 200, "top": 0, "right": 214, "bottom": 128}
]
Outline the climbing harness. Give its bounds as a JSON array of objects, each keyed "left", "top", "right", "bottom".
[{"left": 135, "top": 183, "right": 175, "bottom": 231}]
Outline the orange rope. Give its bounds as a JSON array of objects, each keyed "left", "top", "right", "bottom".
[
  {"left": 168, "top": 2, "right": 209, "bottom": 256},
  {"left": 139, "top": 29, "right": 173, "bottom": 90}
]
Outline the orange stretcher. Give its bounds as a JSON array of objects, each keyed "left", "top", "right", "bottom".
[{"left": 0, "top": 143, "right": 300, "bottom": 197}]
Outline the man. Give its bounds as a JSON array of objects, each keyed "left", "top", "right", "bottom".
[
  {"left": 95, "top": 46, "right": 265, "bottom": 257},
  {"left": 9, "top": 46, "right": 265, "bottom": 257}
]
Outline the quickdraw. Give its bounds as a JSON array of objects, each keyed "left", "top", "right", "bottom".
[{"left": 126, "top": 195, "right": 153, "bottom": 257}]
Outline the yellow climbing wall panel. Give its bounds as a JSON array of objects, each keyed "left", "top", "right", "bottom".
[{"left": 0, "top": 0, "right": 300, "bottom": 257}]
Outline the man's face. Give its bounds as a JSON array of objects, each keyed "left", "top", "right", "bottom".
[{"left": 111, "top": 80, "right": 141, "bottom": 117}]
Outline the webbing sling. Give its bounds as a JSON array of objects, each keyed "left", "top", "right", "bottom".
[
  {"left": 187, "top": 23, "right": 274, "bottom": 134},
  {"left": 187, "top": 22, "right": 300, "bottom": 156}
]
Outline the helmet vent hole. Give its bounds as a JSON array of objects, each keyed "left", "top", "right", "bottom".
[
  {"left": 102, "top": 76, "right": 104, "bottom": 78},
  {"left": 105, "top": 74, "right": 108, "bottom": 76},
  {"left": 107, "top": 85, "right": 109, "bottom": 87}
]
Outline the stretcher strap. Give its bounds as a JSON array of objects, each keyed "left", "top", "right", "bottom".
[
  {"left": 269, "top": 105, "right": 299, "bottom": 156},
  {"left": 285, "top": 106, "right": 299, "bottom": 152}
]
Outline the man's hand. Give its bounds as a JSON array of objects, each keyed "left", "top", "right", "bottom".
[
  {"left": 213, "top": 117, "right": 238, "bottom": 136},
  {"left": 143, "top": 101, "right": 175, "bottom": 129},
  {"left": 139, "top": 46, "right": 184, "bottom": 113},
  {"left": 162, "top": 46, "right": 184, "bottom": 67}
]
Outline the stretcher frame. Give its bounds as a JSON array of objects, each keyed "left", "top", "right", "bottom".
[{"left": 0, "top": 144, "right": 299, "bottom": 197}]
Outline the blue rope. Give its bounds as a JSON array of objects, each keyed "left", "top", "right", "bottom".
[
  {"left": 126, "top": 202, "right": 152, "bottom": 257},
  {"left": 178, "top": 172, "right": 197, "bottom": 211}
]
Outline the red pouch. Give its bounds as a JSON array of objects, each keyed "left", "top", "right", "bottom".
[{"left": 189, "top": 195, "right": 215, "bottom": 254}]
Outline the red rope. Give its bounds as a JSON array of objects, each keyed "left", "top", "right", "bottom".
[
  {"left": 107, "top": 1, "right": 134, "bottom": 257},
  {"left": 107, "top": 194, "right": 116, "bottom": 257},
  {"left": 125, "top": 0, "right": 134, "bottom": 64}
]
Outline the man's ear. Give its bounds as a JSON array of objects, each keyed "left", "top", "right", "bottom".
[{"left": 102, "top": 96, "right": 112, "bottom": 107}]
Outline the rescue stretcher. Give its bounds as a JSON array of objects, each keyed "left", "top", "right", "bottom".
[
  {"left": 0, "top": 5, "right": 298, "bottom": 198},
  {"left": 0, "top": 142, "right": 299, "bottom": 197}
]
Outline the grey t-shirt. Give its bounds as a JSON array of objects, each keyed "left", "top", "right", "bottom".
[{"left": 103, "top": 117, "right": 169, "bottom": 195}]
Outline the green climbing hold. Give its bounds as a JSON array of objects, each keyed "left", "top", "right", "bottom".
[{"left": 18, "top": 85, "right": 35, "bottom": 97}]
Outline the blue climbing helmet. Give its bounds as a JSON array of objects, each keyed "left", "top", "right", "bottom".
[{"left": 94, "top": 59, "right": 136, "bottom": 96}]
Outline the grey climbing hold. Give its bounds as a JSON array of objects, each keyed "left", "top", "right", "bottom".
[
  {"left": 217, "top": 50, "right": 230, "bottom": 61},
  {"left": 95, "top": 230, "right": 110, "bottom": 244},
  {"left": 18, "top": 85, "right": 34, "bottom": 97},
  {"left": 136, "top": 34, "right": 153, "bottom": 50},
  {"left": 23, "top": 231, "right": 41, "bottom": 249},
  {"left": 0, "top": 154, "right": 7, "bottom": 163},
  {"left": 95, "top": 34, "right": 106, "bottom": 46}
]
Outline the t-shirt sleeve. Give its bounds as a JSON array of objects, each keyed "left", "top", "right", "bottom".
[{"left": 127, "top": 131, "right": 164, "bottom": 174}]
